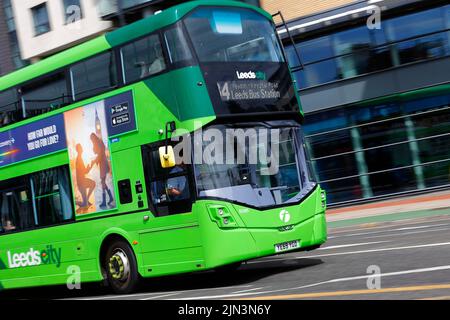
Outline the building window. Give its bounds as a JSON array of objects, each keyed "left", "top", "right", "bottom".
[
  {"left": 2, "top": 0, "right": 29, "bottom": 69},
  {"left": 63, "top": 0, "right": 83, "bottom": 24},
  {"left": 3, "top": 0, "right": 15, "bottom": 32},
  {"left": 31, "top": 3, "right": 51, "bottom": 36}
]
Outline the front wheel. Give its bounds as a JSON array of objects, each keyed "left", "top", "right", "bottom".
[{"left": 104, "top": 240, "right": 140, "bottom": 294}]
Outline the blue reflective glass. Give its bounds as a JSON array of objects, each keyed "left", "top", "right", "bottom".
[
  {"left": 445, "top": 5, "right": 450, "bottom": 29},
  {"left": 396, "top": 32, "right": 449, "bottom": 64},
  {"left": 304, "top": 108, "right": 348, "bottom": 134},
  {"left": 370, "top": 27, "right": 388, "bottom": 46},
  {"left": 285, "top": 45, "right": 301, "bottom": 68},
  {"left": 385, "top": 7, "right": 445, "bottom": 42},
  {"left": 351, "top": 103, "right": 401, "bottom": 124},
  {"left": 289, "top": 5, "right": 448, "bottom": 89},
  {"left": 333, "top": 26, "right": 372, "bottom": 55},
  {"left": 297, "top": 35, "right": 334, "bottom": 64},
  {"left": 303, "top": 59, "right": 339, "bottom": 87},
  {"left": 403, "top": 94, "right": 450, "bottom": 114}
]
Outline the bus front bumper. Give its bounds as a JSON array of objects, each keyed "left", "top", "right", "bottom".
[{"left": 197, "top": 187, "right": 328, "bottom": 269}]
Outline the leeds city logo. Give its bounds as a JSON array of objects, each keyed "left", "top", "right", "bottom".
[
  {"left": 279, "top": 209, "right": 291, "bottom": 223},
  {"left": 236, "top": 70, "right": 266, "bottom": 80},
  {"left": 6, "top": 245, "right": 62, "bottom": 269}
]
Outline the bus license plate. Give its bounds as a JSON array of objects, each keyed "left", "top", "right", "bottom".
[{"left": 275, "top": 240, "right": 300, "bottom": 253}]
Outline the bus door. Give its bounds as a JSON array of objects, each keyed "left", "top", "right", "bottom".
[{"left": 138, "top": 144, "right": 203, "bottom": 274}]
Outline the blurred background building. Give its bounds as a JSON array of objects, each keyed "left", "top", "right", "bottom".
[
  {"left": 271, "top": 0, "right": 450, "bottom": 205},
  {"left": 0, "top": 0, "right": 29, "bottom": 75},
  {"left": 10, "top": 0, "right": 113, "bottom": 62},
  {"left": 1, "top": 0, "right": 449, "bottom": 206}
]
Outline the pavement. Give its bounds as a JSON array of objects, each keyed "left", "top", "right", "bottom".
[
  {"left": 327, "top": 190, "right": 450, "bottom": 222},
  {"left": 2, "top": 190, "right": 450, "bottom": 300}
]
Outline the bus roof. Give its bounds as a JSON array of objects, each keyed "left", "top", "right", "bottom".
[{"left": 0, "top": 0, "right": 271, "bottom": 92}]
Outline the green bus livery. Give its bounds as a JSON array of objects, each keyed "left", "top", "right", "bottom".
[{"left": 0, "top": 0, "right": 327, "bottom": 294}]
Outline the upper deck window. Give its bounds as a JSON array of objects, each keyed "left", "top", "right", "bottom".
[
  {"left": 121, "top": 34, "right": 166, "bottom": 83},
  {"left": 164, "top": 25, "right": 194, "bottom": 64},
  {"left": 0, "top": 88, "right": 21, "bottom": 128},
  {"left": 22, "top": 72, "right": 69, "bottom": 118},
  {"left": 70, "top": 51, "right": 118, "bottom": 101},
  {"left": 184, "top": 7, "right": 284, "bottom": 63}
]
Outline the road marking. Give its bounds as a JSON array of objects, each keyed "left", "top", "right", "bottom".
[
  {"left": 249, "top": 241, "right": 450, "bottom": 264},
  {"left": 327, "top": 265, "right": 450, "bottom": 283},
  {"left": 418, "top": 295, "right": 450, "bottom": 300},
  {"left": 78, "top": 291, "right": 179, "bottom": 301},
  {"left": 232, "top": 287, "right": 265, "bottom": 294},
  {"left": 178, "top": 265, "right": 450, "bottom": 300},
  {"left": 396, "top": 225, "right": 441, "bottom": 231},
  {"left": 318, "top": 241, "right": 390, "bottom": 250},
  {"left": 239, "top": 283, "right": 450, "bottom": 300},
  {"left": 140, "top": 293, "right": 180, "bottom": 300},
  {"left": 303, "top": 241, "right": 450, "bottom": 259},
  {"left": 360, "top": 223, "right": 378, "bottom": 228},
  {"left": 77, "top": 284, "right": 253, "bottom": 300},
  {"left": 329, "top": 223, "right": 450, "bottom": 239},
  {"left": 357, "top": 227, "right": 450, "bottom": 240}
]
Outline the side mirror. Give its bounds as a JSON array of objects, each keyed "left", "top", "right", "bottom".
[{"left": 159, "top": 145, "right": 176, "bottom": 169}]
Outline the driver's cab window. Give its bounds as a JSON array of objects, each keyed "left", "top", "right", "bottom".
[{"left": 142, "top": 144, "right": 193, "bottom": 217}]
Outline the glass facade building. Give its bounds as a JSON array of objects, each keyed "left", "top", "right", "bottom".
[
  {"left": 282, "top": 1, "right": 450, "bottom": 205},
  {"left": 286, "top": 4, "right": 450, "bottom": 89}
]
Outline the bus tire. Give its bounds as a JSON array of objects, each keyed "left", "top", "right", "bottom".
[{"left": 104, "top": 239, "right": 140, "bottom": 294}]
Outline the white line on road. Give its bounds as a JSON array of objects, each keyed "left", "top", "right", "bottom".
[
  {"left": 77, "top": 284, "right": 254, "bottom": 301},
  {"left": 329, "top": 223, "right": 450, "bottom": 239},
  {"left": 177, "top": 265, "right": 450, "bottom": 300},
  {"left": 318, "top": 241, "right": 390, "bottom": 250},
  {"left": 396, "top": 225, "right": 445, "bottom": 231},
  {"left": 232, "top": 287, "right": 266, "bottom": 294},
  {"left": 357, "top": 227, "right": 450, "bottom": 241},
  {"left": 249, "top": 241, "right": 450, "bottom": 264},
  {"left": 140, "top": 293, "right": 181, "bottom": 300}
]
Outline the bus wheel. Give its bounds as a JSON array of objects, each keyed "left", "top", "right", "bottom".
[{"left": 104, "top": 240, "right": 140, "bottom": 294}]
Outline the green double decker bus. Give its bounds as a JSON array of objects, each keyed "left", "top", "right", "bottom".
[{"left": 0, "top": 0, "right": 327, "bottom": 294}]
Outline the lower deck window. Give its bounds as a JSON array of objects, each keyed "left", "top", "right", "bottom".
[{"left": 0, "top": 166, "right": 74, "bottom": 234}]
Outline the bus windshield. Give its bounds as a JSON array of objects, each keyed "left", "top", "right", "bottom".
[
  {"left": 194, "top": 122, "right": 315, "bottom": 208},
  {"left": 184, "top": 7, "right": 285, "bottom": 63}
]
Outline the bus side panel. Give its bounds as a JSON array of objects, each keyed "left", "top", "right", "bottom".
[
  {"left": 0, "top": 224, "right": 102, "bottom": 290},
  {"left": 138, "top": 214, "right": 205, "bottom": 277}
]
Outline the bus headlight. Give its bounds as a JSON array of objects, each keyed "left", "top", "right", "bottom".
[
  {"left": 208, "top": 205, "right": 237, "bottom": 228},
  {"left": 321, "top": 190, "right": 327, "bottom": 209}
]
